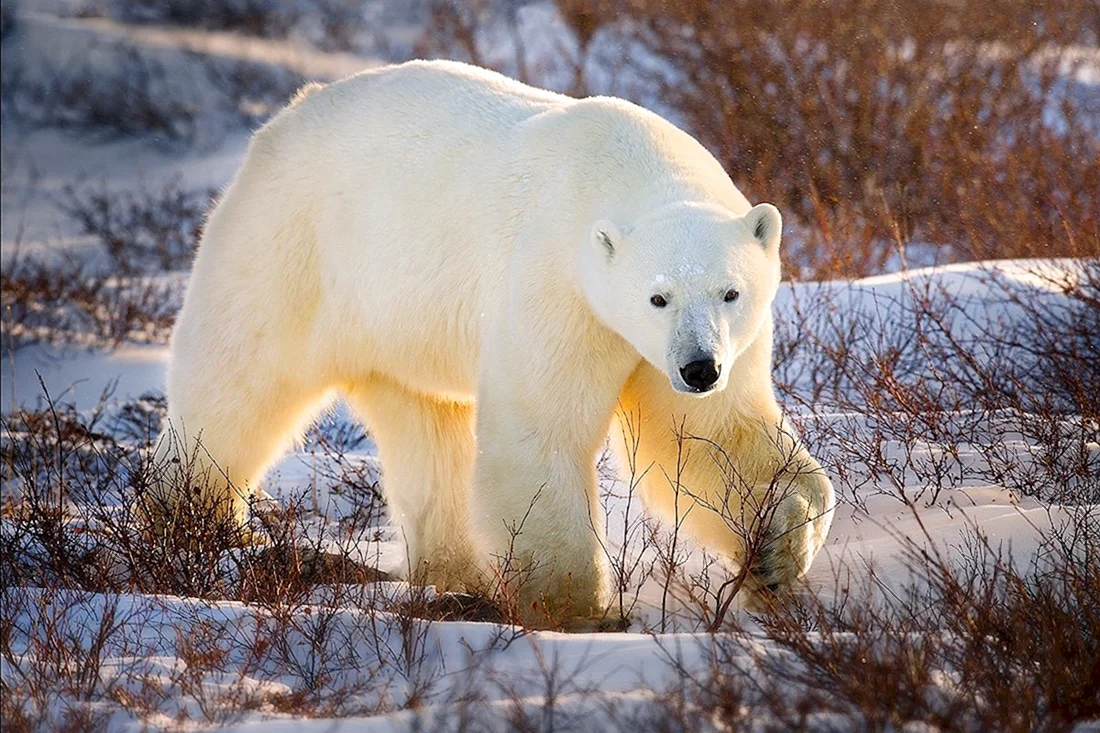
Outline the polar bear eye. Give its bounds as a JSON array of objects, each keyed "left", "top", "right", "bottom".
[
  {"left": 650, "top": 294, "right": 668, "bottom": 308},
  {"left": 724, "top": 289, "right": 740, "bottom": 303}
]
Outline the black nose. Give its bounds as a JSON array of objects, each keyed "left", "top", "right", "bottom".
[{"left": 680, "top": 359, "right": 721, "bottom": 391}]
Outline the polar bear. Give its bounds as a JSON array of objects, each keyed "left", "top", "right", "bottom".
[{"left": 154, "top": 59, "right": 834, "bottom": 619}]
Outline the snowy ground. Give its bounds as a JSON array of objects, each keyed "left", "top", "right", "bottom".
[
  {"left": 2, "top": 3, "right": 1098, "bottom": 731},
  {"left": 5, "top": 259, "right": 1094, "bottom": 729}
]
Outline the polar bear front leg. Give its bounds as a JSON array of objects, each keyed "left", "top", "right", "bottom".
[
  {"left": 472, "top": 422, "right": 609, "bottom": 621},
  {"left": 470, "top": 315, "right": 638, "bottom": 625},
  {"left": 708, "top": 416, "right": 835, "bottom": 609},
  {"left": 617, "top": 369, "right": 835, "bottom": 611}
]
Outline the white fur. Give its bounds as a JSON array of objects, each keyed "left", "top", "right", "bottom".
[{"left": 157, "top": 60, "right": 834, "bottom": 615}]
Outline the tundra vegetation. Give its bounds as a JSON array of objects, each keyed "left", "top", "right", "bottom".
[{"left": 1, "top": 0, "right": 1097, "bottom": 729}]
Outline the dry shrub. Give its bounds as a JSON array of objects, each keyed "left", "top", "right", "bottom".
[
  {"left": 0, "top": 1, "right": 16, "bottom": 41},
  {"left": 0, "top": 386, "right": 385, "bottom": 603},
  {"left": 103, "top": 0, "right": 377, "bottom": 53},
  {"left": 60, "top": 180, "right": 216, "bottom": 274},
  {"left": 599, "top": 0, "right": 1100, "bottom": 276},
  {"left": 625, "top": 0, "right": 1098, "bottom": 276},
  {"left": 0, "top": 256, "right": 180, "bottom": 349},
  {"left": 110, "top": 0, "right": 302, "bottom": 37},
  {"left": 1, "top": 258, "right": 1097, "bottom": 727},
  {"left": 1, "top": 180, "right": 219, "bottom": 349},
  {"left": 603, "top": 259, "right": 1098, "bottom": 728},
  {"left": 197, "top": 52, "right": 307, "bottom": 127},
  {"left": 423, "top": 0, "right": 1100, "bottom": 278},
  {"left": 1, "top": 39, "right": 305, "bottom": 146},
  {"left": 632, "top": 509, "right": 1100, "bottom": 731},
  {"left": 0, "top": 42, "right": 206, "bottom": 145},
  {"left": 772, "top": 260, "right": 1099, "bottom": 507},
  {"left": 0, "top": 388, "right": 427, "bottom": 726}
]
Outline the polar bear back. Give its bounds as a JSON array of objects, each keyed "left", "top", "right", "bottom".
[{"left": 187, "top": 60, "right": 747, "bottom": 398}]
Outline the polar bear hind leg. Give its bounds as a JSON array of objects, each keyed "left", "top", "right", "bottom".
[
  {"left": 345, "top": 379, "right": 478, "bottom": 591},
  {"left": 155, "top": 342, "right": 330, "bottom": 535}
]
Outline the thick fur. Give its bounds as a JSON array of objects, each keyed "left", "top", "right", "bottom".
[{"left": 156, "top": 60, "right": 834, "bottom": 617}]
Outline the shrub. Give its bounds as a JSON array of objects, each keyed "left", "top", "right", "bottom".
[
  {"left": 423, "top": 0, "right": 1100, "bottom": 278},
  {"left": 3, "top": 258, "right": 1097, "bottom": 727},
  {"left": 60, "top": 180, "right": 216, "bottom": 274},
  {"left": 0, "top": 1, "right": 16, "bottom": 41},
  {"left": 0, "top": 42, "right": 205, "bottom": 144},
  {"left": 1, "top": 39, "right": 306, "bottom": 146},
  {"left": 106, "top": 0, "right": 376, "bottom": 53},
  {"left": 0, "top": 256, "right": 181, "bottom": 350}
]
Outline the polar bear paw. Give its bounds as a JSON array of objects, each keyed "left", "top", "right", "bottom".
[{"left": 741, "top": 493, "right": 817, "bottom": 611}]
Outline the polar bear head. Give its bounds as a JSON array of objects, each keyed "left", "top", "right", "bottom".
[{"left": 581, "top": 201, "right": 782, "bottom": 396}]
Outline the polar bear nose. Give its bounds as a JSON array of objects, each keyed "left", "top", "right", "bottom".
[{"left": 680, "top": 359, "right": 721, "bottom": 391}]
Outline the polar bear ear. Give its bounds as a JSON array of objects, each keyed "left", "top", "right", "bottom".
[
  {"left": 745, "top": 203, "right": 782, "bottom": 252},
  {"left": 592, "top": 220, "right": 626, "bottom": 259}
]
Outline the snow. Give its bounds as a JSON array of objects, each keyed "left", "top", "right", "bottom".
[
  {"left": 2, "top": 343, "right": 172, "bottom": 413},
  {"left": 2, "top": 4, "right": 1097, "bottom": 730}
]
